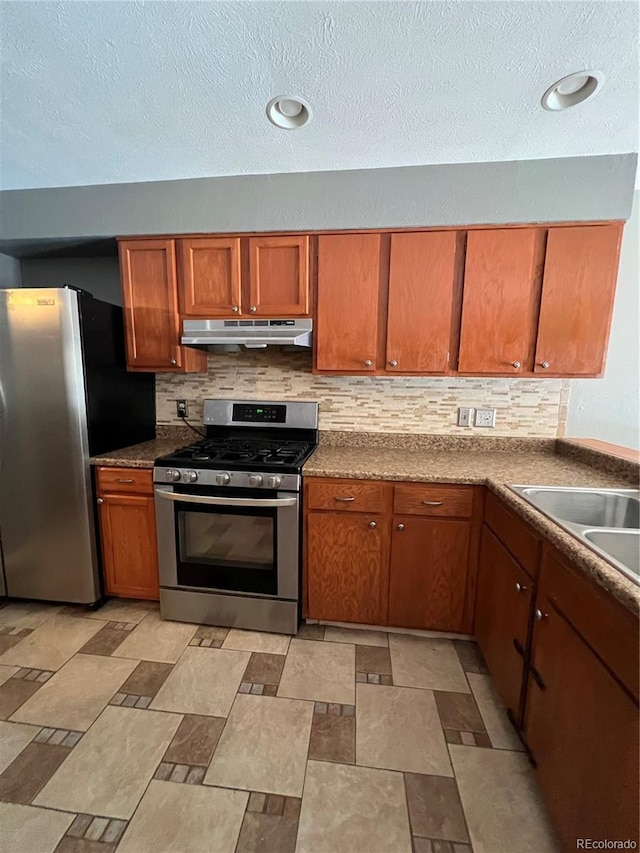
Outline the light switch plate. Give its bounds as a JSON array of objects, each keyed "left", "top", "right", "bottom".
[
  {"left": 474, "top": 408, "right": 496, "bottom": 428},
  {"left": 457, "top": 407, "right": 473, "bottom": 427}
]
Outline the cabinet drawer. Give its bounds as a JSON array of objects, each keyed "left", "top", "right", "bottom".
[
  {"left": 485, "top": 491, "right": 540, "bottom": 578},
  {"left": 306, "top": 480, "right": 385, "bottom": 513},
  {"left": 96, "top": 467, "right": 154, "bottom": 496},
  {"left": 393, "top": 484, "right": 473, "bottom": 518}
]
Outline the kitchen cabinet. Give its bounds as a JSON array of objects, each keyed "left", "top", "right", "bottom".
[
  {"left": 524, "top": 550, "right": 639, "bottom": 850},
  {"left": 118, "top": 239, "right": 207, "bottom": 373},
  {"left": 95, "top": 467, "right": 159, "bottom": 600},
  {"left": 534, "top": 224, "right": 622, "bottom": 375},
  {"left": 248, "top": 235, "right": 310, "bottom": 316},
  {"left": 307, "top": 511, "right": 390, "bottom": 624},
  {"left": 178, "top": 237, "right": 242, "bottom": 317}
]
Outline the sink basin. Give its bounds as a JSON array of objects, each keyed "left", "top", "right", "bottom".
[
  {"left": 583, "top": 530, "right": 640, "bottom": 584},
  {"left": 516, "top": 487, "right": 639, "bottom": 529}
]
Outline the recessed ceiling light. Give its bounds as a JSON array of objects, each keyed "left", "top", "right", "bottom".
[
  {"left": 541, "top": 70, "right": 604, "bottom": 111},
  {"left": 266, "top": 95, "right": 311, "bottom": 129}
]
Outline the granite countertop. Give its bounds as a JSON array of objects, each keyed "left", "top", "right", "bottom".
[{"left": 90, "top": 426, "right": 194, "bottom": 469}]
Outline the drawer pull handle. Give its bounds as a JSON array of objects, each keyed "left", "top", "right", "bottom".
[
  {"left": 334, "top": 496, "right": 356, "bottom": 502},
  {"left": 534, "top": 608, "right": 548, "bottom": 621},
  {"left": 421, "top": 500, "right": 443, "bottom": 506},
  {"left": 97, "top": 498, "right": 104, "bottom": 504},
  {"left": 515, "top": 582, "right": 527, "bottom": 593},
  {"left": 396, "top": 523, "right": 405, "bottom": 531},
  {"left": 116, "top": 478, "right": 135, "bottom": 484},
  {"left": 368, "top": 521, "right": 377, "bottom": 529}
]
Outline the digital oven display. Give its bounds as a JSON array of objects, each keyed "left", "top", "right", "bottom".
[{"left": 232, "top": 404, "right": 287, "bottom": 423}]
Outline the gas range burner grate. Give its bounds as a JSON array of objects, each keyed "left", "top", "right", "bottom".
[{"left": 168, "top": 438, "right": 312, "bottom": 467}]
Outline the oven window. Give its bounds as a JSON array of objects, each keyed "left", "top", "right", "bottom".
[{"left": 175, "top": 504, "right": 278, "bottom": 596}]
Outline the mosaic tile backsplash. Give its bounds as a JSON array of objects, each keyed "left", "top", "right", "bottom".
[{"left": 156, "top": 350, "right": 570, "bottom": 437}]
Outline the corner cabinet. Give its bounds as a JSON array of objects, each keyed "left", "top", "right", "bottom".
[{"left": 118, "top": 239, "right": 207, "bottom": 373}]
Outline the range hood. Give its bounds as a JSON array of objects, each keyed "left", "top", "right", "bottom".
[{"left": 182, "top": 318, "right": 312, "bottom": 349}]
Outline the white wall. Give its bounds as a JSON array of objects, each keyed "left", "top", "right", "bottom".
[
  {"left": 0, "top": 253, "right": 21, "bottom": 287},
  {"left": 567, "top": 191, "right": 640, "bottom": 449}
]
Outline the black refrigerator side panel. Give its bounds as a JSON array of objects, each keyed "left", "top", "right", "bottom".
[{"left": 78, "top": 292, "right": 156, "bottom": 457}]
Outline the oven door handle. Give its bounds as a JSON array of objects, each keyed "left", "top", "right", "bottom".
[{"left": 155, "top": 490, "right": 298, "bottom": 508}]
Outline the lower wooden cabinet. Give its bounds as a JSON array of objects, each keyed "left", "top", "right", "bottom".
[
  {"left": 307, "top": 512, "right": 389, "bottom": 624},
  {"left": 95, "top": 467, "right": 159, "bottom": 601}
]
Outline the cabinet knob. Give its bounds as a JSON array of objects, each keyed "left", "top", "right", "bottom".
[
  {"left": 231, "top": 305, "right": 239, "bottom": 313},
  {"left": 389, "top": 360, "right": 398, "bottom": 367},
  {"left": 169, "top": 358, "right": 177, "bottom": 365},
  {"left": 368, "top": 521, "right": 377, "bottom": 529},
  {"left": 249, "top": 306, "right": 257, "bottom": 313},
  {"left": 534, "top": 608, "right": 548, "bottom": 621},
  {"left": 97, "top": 498, "right": 104, "bottom": 504},
  {"left": 539, "top": 361, "right": 550, "bottom": 369},
  {"left": 363, "top": 359, "right": 372, "bottom": 367},
  {"left": 396, "top": 523, "right": 405, "bottom": 531},
  {"left": 515, "top": 582, "right": 527, "bottom": 593},
  {"left": 512, "top": 361, "right": 521, "bottom": 369}
]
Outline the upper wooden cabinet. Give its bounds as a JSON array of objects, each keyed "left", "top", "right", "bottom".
[
  {"left": 249, "top": 235, "right": 310, "bottom": 316},
  {"left": 534, "top": 224, "right": 622, "bottom": 375},
  {"left": 118, "top": 239, "right": 207, "bottom": 373},
  {"left": 178, "top": 237, "right": 241, "bottom": 316}
]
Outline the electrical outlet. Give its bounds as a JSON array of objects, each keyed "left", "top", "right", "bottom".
[
  {"left": 474, "top": 408, "right": 496, "bottom": 428},
  {"left": 176, "top": 400, "right": 189, "bottom": 419},
  {"left": 457, "top": 407, "right": 474, "bottom": 427}
]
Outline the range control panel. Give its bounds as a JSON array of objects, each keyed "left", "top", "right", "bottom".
[{"left": 232, "top": 403, "right": 287, "bottom": 423}]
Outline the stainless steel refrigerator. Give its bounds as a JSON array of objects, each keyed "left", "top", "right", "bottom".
[{"left": 0, "top": 287, "right": 155, "bottom": 603}]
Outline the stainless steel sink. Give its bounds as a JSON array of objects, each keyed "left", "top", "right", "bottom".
[{"left": 510, "top": 486, "right": 640, "bottom": 586}]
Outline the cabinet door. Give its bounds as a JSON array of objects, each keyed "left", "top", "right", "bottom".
[
  {"left": 386, "top": 231, "right": 460, "bottom": 373},
  {"left": 475, "top": 526, "right": 533, "bottom": 720},
  {"left": 315, "top": 234, "right": 381, "bottom": 372},
  {"left": 307, "top": 512, "right": 388, "bottom": 623},
  {"left": 119, "top": 239, "right": 183, "bottom": 371},
  {"left": 98, "top": 493, "right": 159, "bottom": 600},
  {"left": 458, "top": 229, "right": 542, "bottom": 374},
  {"left": 248, "top": 236, "right": 309, "bottom": 316},
  {"left": 388, "top": 517, "right": 470, "bottom": 632},
  {"left": 525, "top": 596, "right": 639, "bottom": 849},
  {"left": 178, "top": 237, "right": 241, "bottom": 316},
  {"left": 534, "top": 224, "right": 622, "bottom": 375}
]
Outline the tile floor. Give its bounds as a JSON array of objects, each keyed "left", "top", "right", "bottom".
[{"left": 0, "top": 600, "right": 560, "bottom": 853}]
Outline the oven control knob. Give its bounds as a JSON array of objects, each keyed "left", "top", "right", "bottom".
[
  {"left": 266, "top": 475, "right": 282, "bottom": 489},
  {"left": 165, "top": 469, "right": 181, "bottom": 483},
  {"left": 215, "top": 472, "right": 231, "bottom": 486},
  {"left": 182, "top": 470, "right": 198, "bottom": 483},
  {"left": 249, "top": 474, "right": 264, "bottom": 487}
]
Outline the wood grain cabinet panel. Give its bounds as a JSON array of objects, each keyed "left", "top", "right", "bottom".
[
  {"left": 307, "top": 512, "right": 389, "bottom": 624},
  {"left": 315, "top": 234, "right": 381, "bottom": 372},
  {"left": 95, "top": 467, "right": 153, "bottom": 496},
  {"left": 393, "top": 484, "right": 473, "bottom": 518},
  {"left": 525, "top": 593, "right": 639, "bottom": 850},
  {"left": 386, "top": 231, "right": 461, "bottom": 373},
  {"left": 475, "top": 525, "right": 533, "bottom": 722},
  {"left": 484, "top": 491, "right": 541, "bottom": 580},
  {"left": 458, "top": 228, "right": 543, "bottom": 374},
  {"left": 534, "top": 224, "right": 623, "bottom": 376},
  {"left": 306, "top": 480, "right": 386, "bottom": 513},
  {"left": 388, "top": 517, "right": 470, "bottom": 632},
  {"left": 248, "top": 235, "right": 310, "bottom": 316},
  {"left": 98, "top": 492, "right": 159, "bottom": 601},
  {"left": 178, "top": 237, "right": 241, "bottom": 316}
]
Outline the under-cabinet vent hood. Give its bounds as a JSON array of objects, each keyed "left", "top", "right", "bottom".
[{"left": 182, "top": 318, "right": 312, "bottom": 349}]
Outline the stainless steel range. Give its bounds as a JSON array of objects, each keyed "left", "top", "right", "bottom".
[{"left": 153, "top": 399, "right": 319, "bottom": 634}]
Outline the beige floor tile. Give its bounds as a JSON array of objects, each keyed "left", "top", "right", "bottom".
[
  {"left": 118, "top": 780, "right": 247, "bottom": 853},
  {"left": 0, "top": 602, "right": 61, "bottom": 631},
  {"left": 0, "top": 665, "right": 19, "bottom": 688},
  {"left": 296, "top": 760, "right": 412, "bottom": 853},
  {"left": 112, "top": 611, "right": 197, "bottom": 663},
  {"left": 205, "top": 694, "right": 313, "bottom": 796},
  {"left": 356, "top": 684, "right": 453, "bottom": 776},
  {"left": 150, "top": 647, "right": 249, "bottom": 717},
  {"left": 389, "top": 634, "right": 469, "bottom": 693},
  {"left": 86, "top": 599, "right": 158, "bottom": 624},
  {"left": 0, "top": 721, "right": 39, "bottom": 774},
  {"left": 467, "top": 673, "right": 523, "bottom": 750},
  {"left": 34, "top": 705, "right": 181, "bottom": 819},
  {"left": 222, "top": 628, "right": 291, "bottom": 655},
  {"left": 451, "top": 745, "right": 560, "bottom": 853},
  {"left": 324, "top": 626, "right": 388, "bottom": 647},
  {"left": 0, "top": 616, "right": 104, "bottom": 671},
  {"left": 0, "top": 802, "right": 74, "bottom": 853},
  {"left": 11, "top": 654, "right": 137, "bottom": 731},
  {"left": 278, "top": 639, "right": 355, "bottom": 705}
]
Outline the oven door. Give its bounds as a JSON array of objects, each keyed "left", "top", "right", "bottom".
[{"left": 154, "top": 485, "right": 299, "bottom": 600}]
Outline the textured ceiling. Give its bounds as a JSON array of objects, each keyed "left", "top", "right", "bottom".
[{"left": 1, "top": 1, "right": 638, "bottom": 191}]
